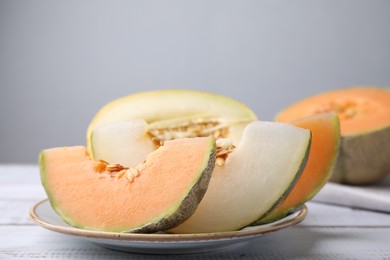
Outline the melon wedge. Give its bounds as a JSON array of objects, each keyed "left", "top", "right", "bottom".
[
  {"left": 39, "top": 137, "right": 216, "bottom": 233},
  {"left": 276, "top": 87, "right": 390, "bottom": 184},
  {"left": 254, "top": 113, "right": 340, "bottom": 224},
  {"left": 170, "top": 121, "right": 311, "bottom": 233},
  {"left": 87, "top": 90, "right": 257, "bottom": 152},
  {"left": 90, "top": 119, "right": 155, "bottom": 167}
]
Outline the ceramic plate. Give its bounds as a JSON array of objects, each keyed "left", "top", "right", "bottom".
[{"left": 30, "top": 199, "right": 307, "bottom": 254}]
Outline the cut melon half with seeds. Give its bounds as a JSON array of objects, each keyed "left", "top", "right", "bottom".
[
  {"left": 87, "top": 90, "right": 257, "bottom": 153},
  {"left": 39, "top": 137, "right": 216, "bottom": 233},
  {"left": 276, "top": 87, "right": 390, "bottom": 184}
]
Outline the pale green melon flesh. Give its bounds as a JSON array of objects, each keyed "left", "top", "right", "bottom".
[
  {"left": 254, "top": 113, "right": 340, "bottom": 225},
  {"left": 87, "top": 90, "right": 257, "bottom": 152},
  {"left": 91, "top": 119, "right": 155, "bottom": 167}
]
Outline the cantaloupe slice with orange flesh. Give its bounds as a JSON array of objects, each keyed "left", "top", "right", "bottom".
[
  {"left": 39, "top": 137, "right": 216, "bottom": 233},
  {"left": 170, "top": 121, "right": 311, "bottom": 233},
  {"left": 276, "top": 87, "right": 390, "bottom": 185},
  {"left": 254, "top": 113, "right": 340, "bottom": 224},
  {"left": 87, "top": 90, "right": 257, "bottom": 153}
]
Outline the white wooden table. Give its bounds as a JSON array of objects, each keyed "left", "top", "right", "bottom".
[{"left": 1, "top": 164, "right": 390, "bottom": 259}]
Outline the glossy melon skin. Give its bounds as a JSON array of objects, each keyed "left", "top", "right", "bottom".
[
  {"left": 39, "top": 137, "right": 216, "bottom": 233},
  {"left": 276, "top": 87, "right": 390, "bottom": 185}
]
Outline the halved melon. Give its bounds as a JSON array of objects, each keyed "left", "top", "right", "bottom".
[
  {"left": 276, "top": 87, "right": 390, "bottom": 185},
  {"left": 87, "top": 90, "right": 257, "bottom": 153},
  {"left": 39, "top": 137, "right": 216, "bottom": 233},
  {"left": 169, "top": 121, "right": 311, "bottom": 233},
  {"left": 254, "top": 113, "right": 340, "bottom": 224}
]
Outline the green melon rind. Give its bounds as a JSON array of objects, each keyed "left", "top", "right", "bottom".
[
  {"left": 86, "top": 89, "right": 257, "bottom": 152},
  {"left": 253, "top": 208, "right": 289, "bottom": 225},
  {"left": 330, "top": 124, "right": 390, "bottom": 185},
  {"left": 89, "top": 130, "right": 98, "bottom": 161},
  {"left": 250, "top": 133, "right": 311, "bottom": 226},
  {"left": 39, "top": 140, "right": 216, "bottom": 233},
  {"left": 134, "top": 144, "right": 216, "bottom": 233},
  {"left": 89, "top": 90, "right": 257, "bottom": 125},
  {"left": 256, "top": 115, "right": 341, "bottom": 225}
]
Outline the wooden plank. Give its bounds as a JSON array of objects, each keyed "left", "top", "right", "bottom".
[
  {"left": 304, "top": 202, "right": 390, "bottom": 227},
  {"left": 0, "top": 165, "right": 39, "bottom": 184},
  {"left": 0, "top": 200, "right": 38, "bottom": 225},
  {"left": 0, "top": 165, "right": 49, "bottom": 200},
  {"left": 1, "top": 226, "right": 390, "bottom": 259}
]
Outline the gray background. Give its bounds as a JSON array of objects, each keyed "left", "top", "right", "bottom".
[{"left": 1, "top": 0, "right": 390, "bottom": 164}]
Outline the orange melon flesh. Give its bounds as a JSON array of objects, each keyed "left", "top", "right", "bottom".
[
  {"left": 255, "top": 113, "right": 340, "bottom": 224},
  {"left": 276, "top": 87, "right": 390, "bottom": 136},
  {"left": 39, "top": 137, "right": 215, "bottom": 232},
  {"left": 276, "top": 87, "right": 390, "bottom": 185},
  {"left": 289, "top": 113, "right": 340, "bottom": 200}
]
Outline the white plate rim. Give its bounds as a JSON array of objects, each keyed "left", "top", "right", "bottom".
[{"left": 30, "top": 199, "right": 307, "bottom": 243}]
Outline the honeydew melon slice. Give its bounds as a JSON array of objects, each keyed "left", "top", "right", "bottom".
[
  {"left": 87, "top": 90, "right": 257, "bottom": 152},
  {"left": 39, "top": 137, "right": 216, "bottom": 233},
  {"left": 170, "top": 121, "right": 311, "bottom": 233},
  {"left": 90, "top": 119, "right": 155, "bottom": 167},
  {"left": 254, "top": 113, "right": 340, "bottom": 224}
]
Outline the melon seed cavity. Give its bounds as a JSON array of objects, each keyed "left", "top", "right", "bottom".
[
  {"left": 147, "top": 117, "right": 242, "bottom": 166},
  {"left": 314, "top": 99, "right": 373, "bottom": 120}
]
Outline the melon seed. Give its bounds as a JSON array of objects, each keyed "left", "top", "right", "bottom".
[
  {"left": 130, "top": 167, "right": 140, "bottom": 177},
  {"left": 94, "top": 160, "right": 108, "bottom": 173},
  {"left": 125, "top": 169, "right": 135, "bottom": 183},
  {"left": 106, "top": 164, "right": 126, "bottom": 172}
]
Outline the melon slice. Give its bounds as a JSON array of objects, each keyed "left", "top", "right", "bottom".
[
  {"left": 169, "top": 121, "right": 311, "bottom": 233},
  {"left": 87, "top": 90, "right": 257, "bottom": 152},
  {"left": 39, "top": 137, "right": 216, "bottom": 233},
  {"left": 90, "top": 119, "right": 155, "bottom": 167},
  {"left": 254, "top": 113, "right": 340, "bottom": 224},
  {"left": 276, "top": 87, "right": 390, "bottom": 184}
]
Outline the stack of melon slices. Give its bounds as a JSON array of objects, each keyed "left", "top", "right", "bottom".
[{"left": 39, "top": 87, "right": 390, "bottom": 233}]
